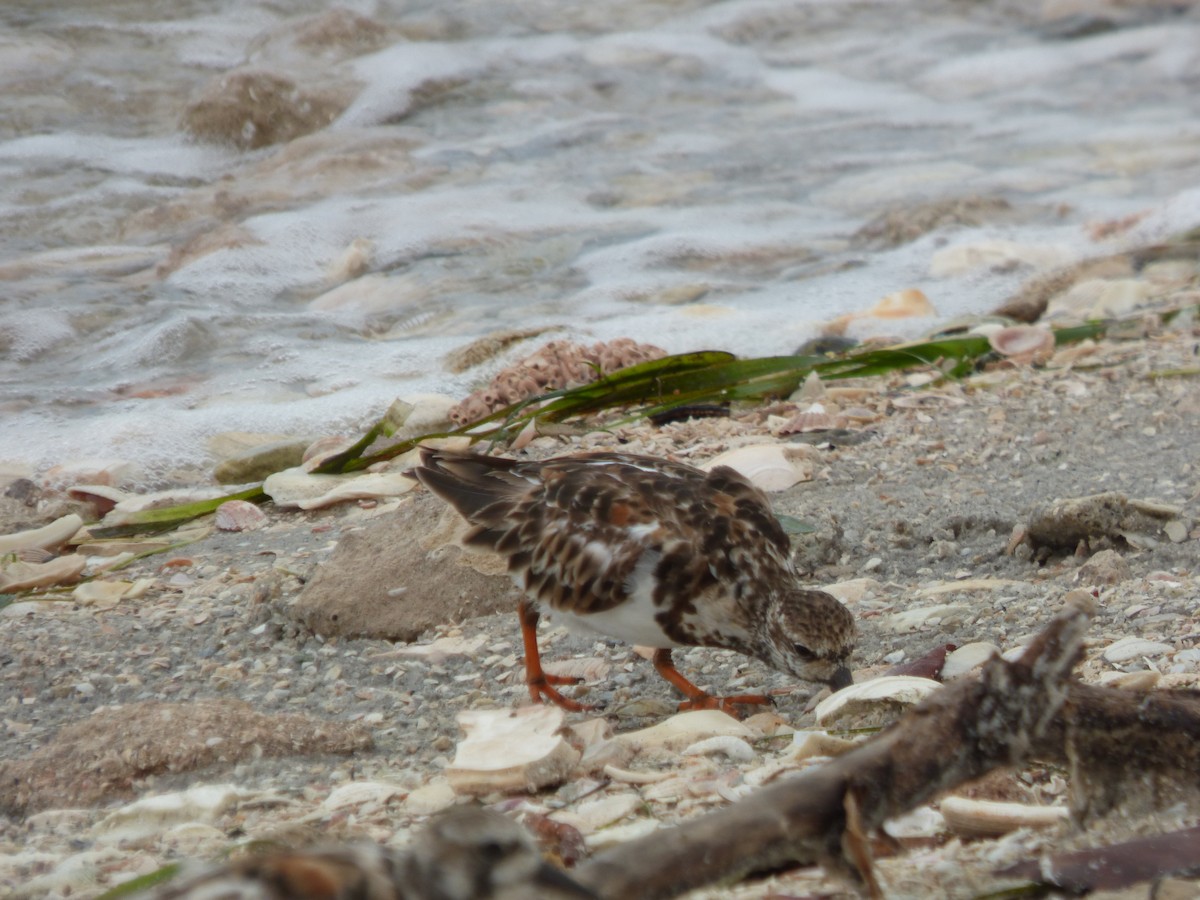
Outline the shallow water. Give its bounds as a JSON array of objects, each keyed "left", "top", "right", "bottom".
[{"left": 2, "top": 0, "right": 1199, "bottom": 481}]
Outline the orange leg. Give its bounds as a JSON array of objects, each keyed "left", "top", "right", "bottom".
[
  {"left": 652, "top": 649, "right": 772, "bottom": 719},
  {"left": 518, "top": 600, "right": 595, "bottom": 712}
]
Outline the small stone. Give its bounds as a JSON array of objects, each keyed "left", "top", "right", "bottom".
[
  {"left": 1076, "top": 548, "right": 1131, "bottom": 586},
  {"left": 1165, "top": 520, "right": 1189, "bottom": 543}
]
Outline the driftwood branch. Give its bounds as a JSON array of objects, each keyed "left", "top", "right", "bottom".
[{"left": 573, "top": 594, "right": 1096, "bottom": 899}]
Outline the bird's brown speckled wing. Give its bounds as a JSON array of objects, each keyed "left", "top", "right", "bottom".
[{"left": 413, "top": 451, "right": 794, "bottom": 629}]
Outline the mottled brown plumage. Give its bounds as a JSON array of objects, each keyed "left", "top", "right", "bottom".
[{"left": 412, "top": 449, "right": 856, "bottom": 713}]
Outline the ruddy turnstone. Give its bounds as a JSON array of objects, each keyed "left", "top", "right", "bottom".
[
  {"left": 412, "top": 449, "right": 856, "bottom": 714},
  {"left": 149, "top": 806, "right": 595, "bottom": 899}
]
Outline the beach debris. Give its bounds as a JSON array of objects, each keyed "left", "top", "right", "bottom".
[
  {"left": 939, "top": 796, "right": 1068, "bottom": 838},
  {"left": 448, "top": 338, "right": 666, "bottom": 425},
  {"left": 447, "top": 706, "right": 581, "bottom": 797},
  {"left": 813, "top": 675, "right": 942, "bottom": 728},
  {"left": 699, "top": 443, "right": 815, "bottom": 492},
  {"left": 0, "top": 513, "right": 83, "bottom": 554},
  {"left": 214, "top": 499, "right": 268, "bottom": 531}
]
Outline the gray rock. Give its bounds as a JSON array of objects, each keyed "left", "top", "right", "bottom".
[{"left": 291, "top": 490, "right": 512, "bottom": 641}]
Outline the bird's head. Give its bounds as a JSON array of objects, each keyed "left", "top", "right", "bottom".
[{"left": 761, "top": 588, "right": 856, "bottom": 690}]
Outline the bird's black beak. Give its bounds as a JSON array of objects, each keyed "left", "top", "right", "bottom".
[{"left": 828, "top": 665, "right": 854, "bottom": 692}]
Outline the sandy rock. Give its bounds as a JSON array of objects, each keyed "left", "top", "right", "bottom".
[
  {"left": 0, "top": 700, "right": 371, "bottom": 816},
  {"left": 183, "top": 69, "right": 349, "bottom": 150},
  {"left": 291, "top": 491, "right": 512, "bottom": 641},
  {"left": 446, "top": 706, "right": 580, "bottom": 796},
  {"left": 0, "top": 514, "right": 83, "bottom": 554},
  {"left": 212, "top": 439, "right": 311, "bottom": 484},
  {"left": 1026, "top": 492, "right": 1181, "bottom": 552}
]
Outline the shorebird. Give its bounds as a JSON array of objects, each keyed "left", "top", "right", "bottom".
[
  {"left": 412, "top": 448, "right": 855, "bottom": 714},
  {"left": 149, "top": 806, "right": 595, "bottom": 899}
]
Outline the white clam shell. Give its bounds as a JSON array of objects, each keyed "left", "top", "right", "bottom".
[
  {"left": 814, "top": 676, "right": 941, "bottom": 728},
  {"left": 701, "top": 443, "right": 814, "bottom": 492},
  {"left": 0, "top": 554, "right": 87, "bottom": 592},
  {"left": 0, "top": 513, "right": 83, "bottom": 554},
  {"left": 446, "top": 706, "right": 580, "bottom": 796},
  {"left": 1102, "top": 636, "right": 1174, "bottom": 663},
  {"left": 940, "top": 796, "right": 1068, "bottom": 838}
]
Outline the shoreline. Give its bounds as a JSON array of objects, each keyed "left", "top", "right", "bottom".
[{"left": 1, "top": 308, "right": 1199, "bottom": 897}]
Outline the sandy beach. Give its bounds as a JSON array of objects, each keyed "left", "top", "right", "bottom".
[{"left": 2, "top": 290, "right": 1198, "bottom": 897}]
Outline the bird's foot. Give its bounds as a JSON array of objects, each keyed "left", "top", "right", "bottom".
[{"left": 526, "top": 676, "right": 598, "bottom": 712}]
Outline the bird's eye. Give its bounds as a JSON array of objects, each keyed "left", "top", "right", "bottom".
[
  {"left": 793, "top": 643, "right": 815, "bottom": 661},
  {"left": 478, "top": 839, "right": 507, "bottom": 860}
]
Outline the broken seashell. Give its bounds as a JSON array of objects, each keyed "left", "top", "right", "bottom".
[
  {"left": 941, "top": 642, "right": 999, "bottom": 680},
  {"left": 616, "top": 710, "right": 755, "bottom": 757},
  {"left": 787, "top": 730, "right": 858, "bottom": 762},
  {"left": 681, "top": 735, "right": 756, "bottom": 763},
  {"left": 0, "top": 514, "right": 83, "bottom": 554},
  {"left": 320, "top": 780, "right": 403, "bottom": 812},
  {"left": 700, "top": 444, "right": 814, "bottom": 492},
  {"left": 553, "top": 794, "right": 641, "bottom": 836},
  {"left": 814, "top": 676, "right": 941, "bottom": 728},
  {"left": 601, "top": 765, "right": 671, "bottom": 785},
  {"left": 885, "top": 604, "right": 971, "bottom": 633},
  {"left": 777, "top": 402, "right": 838, "bottom": 435},
  {"left": 543, "top": 657, "right": 612, "bottom": 683},
  {"left": 868, "top": 288, "right": 936, "bottom": 319},
  {"left": 95, "top": 784, "right": 250, "bottom": 841},
  {"left": 0, "top": 554, "right": 87, "bottom": 592},
  {"left": 940, "top": 796, "right": 1068, "bottom": 838},
  {"left": 404, "top": 780, "right": 457, "bottom": 815},
  {"left": 214, "top": 499, "right": 267, "bottom": 532},
  {"left": 72, "top": 580, "right": 134, "bottom": 609},
  {"left": 988, "top": 325, "right": 1054, "bottom": 364},
  {"left": 446, "top": 706, "right": 581, "bottom": 796},
  {"left": 262, "top": 467, "right": 415, "bottom": 509}
]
